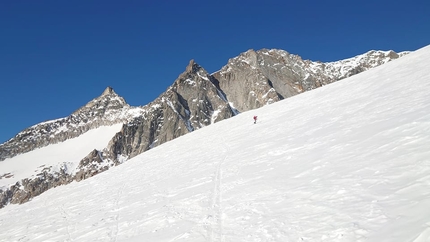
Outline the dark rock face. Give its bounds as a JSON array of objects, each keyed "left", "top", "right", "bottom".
[
  {"left": 74, "top": 149, "right": 114, "bottom": 181},
  {"left": 93, "top": 59, "right": 237, "bottom": 164},
  {"left": 0, "top": 49, "right": 408, "bottom": 208}
]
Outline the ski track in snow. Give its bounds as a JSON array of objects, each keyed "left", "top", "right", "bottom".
[
  {"left": 206, "top": 133, "right": 227, "bottom": 242},
  {"left": 1, "top": 45, "right": 430, "bottom": 241}
]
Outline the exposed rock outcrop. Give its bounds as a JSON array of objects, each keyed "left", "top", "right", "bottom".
[
  {"left": 212, "top": 49, "right": 408, "bottom": 112},
  {"left": 89, "top": 59, "right": 237, "bottom": 164},
  {"left": 0, "top": 150, "right": 117, "bottom": 208}
]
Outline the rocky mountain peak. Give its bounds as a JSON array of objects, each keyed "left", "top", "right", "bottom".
[
  {"left": 74, "top": 87, "right": 128, "bottom": 115},
  {"left": 212, "top": 48, "right": 409, "bottom": 112},
  {"left": 0, "top": 87, "right": 144, "bottom": 162},
  {"left": 173, "top": 59, "right": 210, "bottom": 89},
  {"left": 101, "top": 86, "right": 116, "bottom": 96},
  {"left": 185, "top": 59, "right": 199, "bottom": 73}
]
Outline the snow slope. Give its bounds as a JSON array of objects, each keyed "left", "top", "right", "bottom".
[
  {"left": 1, "top": 45, "right": 430, "bottom": 241},
  {"left": 0, "top": 124, "right": 123, "bottom": 189}
]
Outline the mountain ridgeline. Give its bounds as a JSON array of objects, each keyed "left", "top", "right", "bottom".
[{"left": 0, "top": 48, "right": 408, "bottom": 208}]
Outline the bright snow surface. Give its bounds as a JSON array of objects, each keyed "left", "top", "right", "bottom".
[
  {"left": 0, "top": 124, "right": 123, "bottom": 188},
  {"left": 1, "top": 45, "right": 430, "bottom": 241}
]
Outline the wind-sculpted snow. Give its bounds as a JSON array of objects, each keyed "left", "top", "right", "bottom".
[{"left": 0, "top": 44, "right": 429, "bottom": 241}]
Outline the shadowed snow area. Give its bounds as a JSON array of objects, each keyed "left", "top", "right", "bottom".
[{"left": 1, "top": 45, "right": 430, "bottom": 241}]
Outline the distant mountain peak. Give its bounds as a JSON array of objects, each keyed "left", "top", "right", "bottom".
[
  {"left": 77, "top": 87, "right": 127, "bottom": 113},
  {"left": 185, "top": 59, "right": 204, "bottom": 74},
  {"left": 187, "top": 59, "right": 195, "bottom": 66},
  {"left": 0, "top": 87, "right": 145, "bottom": 163},
  {"left": 172, "top": 59, "right": 210, "bottom": 88},
  {"left": 213, "top": 47, "right": 408, "bottom": 112},
  {"left": 101, "top": 86, "right": 116, "bottom": 96}
]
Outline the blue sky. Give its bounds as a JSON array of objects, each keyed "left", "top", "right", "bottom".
[{"left": 1, "top": 0, "right": 429, "bottom": 143}]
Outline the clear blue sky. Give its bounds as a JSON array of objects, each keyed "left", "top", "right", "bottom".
[{"left": 1, "top": 0, "right": 429, "bottom": 143}]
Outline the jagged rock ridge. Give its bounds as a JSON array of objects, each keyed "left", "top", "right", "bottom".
[
  {"left": 212, "top": 49, "right": 409, "bottom": 112},
  {"left": 0, "top": 48, "right": 409, "bottom": 208},
  {"left": 103, "top": 59, "right": 237, "bottom": 162},
  {"left": 0, "top": 87, "right": 145, "bottom": 161}
]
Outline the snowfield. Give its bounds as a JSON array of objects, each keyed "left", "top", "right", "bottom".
[
  {"left": 0, "top": 124, "right": 123, "bottom": 189},
  {"left": 0, "top": 44, "right": 430, "bottom": 241}
]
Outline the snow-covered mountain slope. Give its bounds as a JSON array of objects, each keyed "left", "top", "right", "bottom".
[
  {"left": 0, "top": 48, "right": 412, "bottom": 209},
  {"left": 0, "top": 44, "right": 429, "bottom": 241},
  {"left": 0, "top": 87, "right": 144, "bottom": 161},
  {"left": 0, "top": 124, "right": 122, "bottom": 189},
  {"left": 312, "top": 49, "right": 410, "bottom": 80},
  {"left": 0, "top": 87, "right": 148, "bottom": 207}
]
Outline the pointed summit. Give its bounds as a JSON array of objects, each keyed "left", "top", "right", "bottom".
[
  {"left": 72, "top": 86, "right": 128, "bottom": 114},
  {"left": 101, "top": 86, "right": 116, "bottom": 96},
  {"left": 174, "top": 59, "right": 210, "bottom": 84},
  {"left": 185, "top": 59, "right": 199, "bottom": 73}
]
